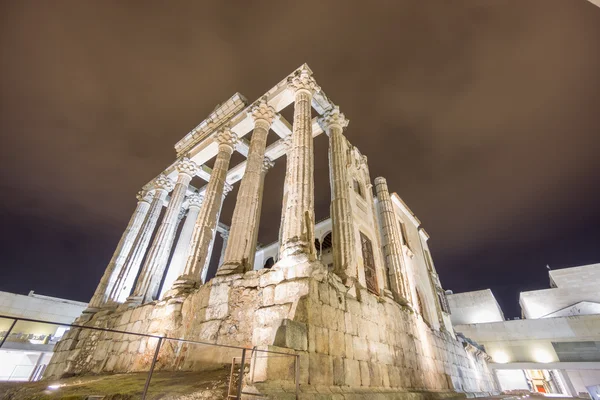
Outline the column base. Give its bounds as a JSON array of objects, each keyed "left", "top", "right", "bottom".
[
  {"left": 162, "top": 277, "right": 199, "bottom": 301},
  {"left": 124, "top": 295, "right": 143, "bottom": 307},
  {"left": 215, "top": 261, "right": 246, "bottom": 277}
]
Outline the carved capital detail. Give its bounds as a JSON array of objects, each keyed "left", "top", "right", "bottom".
[
  {"left": 319, "top": 106, "right": 349, "bottom": 131},
  {"left": 216, "top": 127, "right": 239, "bottom": 151},
  {"left": 176, "top": 157, "right": 199, "bottom": 177},
  {"left": 136, "top": 190, "right": 154, "bottom": 203},
  {"left": 282, "top": 134, "right": 293, "bottom": 152},
  {"left": 223, "top": 182, "right": 234, "bottom": 196},
  {"left": 187, "top": 193, "right": 203, "bottom": 208},
  {"left": 153, "top": 175, "right": 175, "bottom": 192},
  {"left": 262, "top": 157, "right": 275, "bottom": 173},
  {"left": 250, "top": 98, "right": 276, "bottom": 126},
  {"left": 287, "top": 69, "right": 320, "bottom": 95}
]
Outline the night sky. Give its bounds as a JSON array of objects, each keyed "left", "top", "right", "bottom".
[{"left": 1, "top": 1, "right": 599, "bottom": 318}]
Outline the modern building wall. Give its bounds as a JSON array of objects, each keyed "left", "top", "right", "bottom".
[
  {"left": 0, "top": 290, "right": 87, "bottom": 381},
  {"left": 520, "top": 264, "right": 600, "bottom": 319},
  {"left": 447, "top": 289, "right": 505, "bottom": 325}
]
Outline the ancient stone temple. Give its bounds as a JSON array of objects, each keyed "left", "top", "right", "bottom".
[{"left": 46, "top": 65, "right": 498, "bottom": 398}]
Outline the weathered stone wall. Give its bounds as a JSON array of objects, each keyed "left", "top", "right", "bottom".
[{"left": 46, "top": 264, "right": 497, "bottom": 398}]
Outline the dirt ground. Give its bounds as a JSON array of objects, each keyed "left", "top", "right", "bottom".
[{"left": 0, "top": 368, "right": 232, "bottom": 400}]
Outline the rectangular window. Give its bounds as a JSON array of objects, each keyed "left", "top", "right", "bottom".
[
  {"left": 360, "top": 232, "right": 379, "bottom": 295},
  {"left": 353, "top": 179, "right": 364, "bottom": 198},
  {"left": 437, "top": 289, "right": 451, "bottom": 314},
  {"left": 398, "top": 221, "right": 409, "bottom": 248}
]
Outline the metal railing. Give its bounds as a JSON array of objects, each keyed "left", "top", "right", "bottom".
[{"left": 0, "top": 314, "right": 300, "bottom": 399}]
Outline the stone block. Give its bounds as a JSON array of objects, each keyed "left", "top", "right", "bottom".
[
  {"left": 353, "top": 336, "right": 369, "bottom": 361},
  {"left": 205, "top": 303, "right": 229, "bottom": 320},
  {"left": 359, "top": 360, "right": 370, "bottom": 387},
  {"left": 318, "top": 282, "right": 330, "bottom": 305},
  {"left": 344, "top": 358, "right": 361, "bottom": 388},
  {"left": 332, "top": 356, "right": 345, "bottom": 386},
  {"left": 329, "top": 329, "right": 346, "bottom": 357},
  {"left": 259, "top": 269, "right": 285, "bottom": 287},
  {"left": 255, "top": 304, "right": 291, "bottom": 327},
  {"left": 314, "top": 326, "right": 329, "bottom": 354},
  {"left": 346, "top": 298, "right": 361, "bottom": 315},
  {"left": 273, "top": 319, "right": 308, "bottom": 351},
  {"left": 198, "top": 320, "right": 221, "bottom": 342},
  {"left": 261, "top": 285, "right": 275, "bottom": 306},
  {"left": 274, "top": 280, "right": 310, "bottom": 304},
  {"left": 208, "top": 284, "right": 230, "bottom": 305},
  {"left": 345, "top": 334, "right": 354, "bottom": 360},
  {"left": 309, "top": 352, "right": 333, "bottom": 386}
]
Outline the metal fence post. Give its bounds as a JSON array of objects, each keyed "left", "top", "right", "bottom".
[
  {"left": 0, "top": 318, "right": 18, "bottom": 349},
  {"left": 141, "top": 336, "right": 163, "bottom": 400},
  {"left": 236, "top": 348, "right": 246, "bottom": 400},
  {"left": 295, "top": 354, "right": 300, "bottom": 400}
]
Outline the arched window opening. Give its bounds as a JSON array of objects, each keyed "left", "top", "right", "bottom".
[{"left": 264, "top": 257, "right": 274, "bottom": 269}]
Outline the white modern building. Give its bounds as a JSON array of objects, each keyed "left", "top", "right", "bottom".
[
  {"left": 447, "top": 263, "right": 600, "bottom": 397},
  {"left": 0, "top": 290, "right": 87, "bottom": 381}
]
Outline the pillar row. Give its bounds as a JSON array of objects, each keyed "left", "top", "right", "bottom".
[
  {"left": 109, "top": 175, "right": 174, "bottom": 303},
  {"left": 129, "top": 158, "right": 198, "bottom": 304},
  {"left": 175, "top": 128, "right": 238, "bottom": 288}
]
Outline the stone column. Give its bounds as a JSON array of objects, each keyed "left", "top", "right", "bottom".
[
  {"left": 320, "top": 106, "right": 357, "bottom": 281},
  {"left": 86, "top": 190, "right": 153, "bottom": 311},
  {"left": 248, "top": 157, "right": 274, "bottom": 269},
  {"left": 217, "top": 229, "right": 229, "bottom": 266},
  {"left": 160, "top": 193, "right": 203, "bottom": 299},
  {"left": 200, "top": 183, "right": 232, "bottom": 282},
  {"left": 277, "top": 134, "right": 293, "bottom": 257},
  {"left": 175, "top": 128, "right": 238, "bottom": 288},
  {"left": 218, "top": 100, "right": 276, "bottom": 275},
  {"left": 279, "top": 69, "right": 320, "bottom": 262},
  {"left": 374, "top": 177, "right": 410, "bottom": 305},
  {"left": 129, "top": 158, "right": 199, "bottom": 304},
  {"left": 109, "top": 175, "right": 174, "bottom": 303}
]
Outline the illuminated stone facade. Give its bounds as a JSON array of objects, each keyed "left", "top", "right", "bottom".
[{"left": 46, "top": 65, "right": 498, "bottom": 398}]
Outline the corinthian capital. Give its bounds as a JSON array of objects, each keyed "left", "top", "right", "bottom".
[
  {"left": 250, "top": 99, "right": 276, "bottom": 126},
  {"left": 216, "top": 127, "right": 238, "bottom": 152},
  {"left": 153, "top": 175, "right": 175, "bottom": 192},
  {"left": 319, "top": 106, "right": 349, "bottom": 132},
  {"left": 187, "top": 193, "right": 203, "bottom": 208},
  {"left": 176, "top": 157, "right": 199, "bottom": 178},
  {"left": 136, "top": 190, "right": 154, "bottom": 203},
  {"left": 262, "top": 157, "right": 275, "bottom": 173},
  {"left": 287, "top": 69, "right": 320, "bottom": 95},
  {"left": 223, "top": 182, "right": 234, "bottom": 196}
]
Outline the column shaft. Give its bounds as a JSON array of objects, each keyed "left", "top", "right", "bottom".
[
  {"left": 200, "top": 186, "right": 230, "bottom": 282},
  {"left": 160, "top": 194, "right": 202, "bottom": 299},
  {"left": 87, "top": 191, "right": 152, "bottom": 310},
  {"left": 280, "top": 71, "right": 319, "bottom": 261},
  {"left": 219, "top": 101, "right": 275, "bottom": 275},
  {"left": 178, "top": 129, "right": 237, "bottom": 285},
  {"left": 109, "top": 176, "right": 172, "bottom": 303},
  {"left": 322, "top": 107, "right": 356, "bottom": 280},
  {"left": 375, "top": 177, "right": 410, "bottom": 305}
]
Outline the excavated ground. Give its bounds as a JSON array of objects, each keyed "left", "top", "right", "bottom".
[{"left": 0, "top": 367, "right": 232, "bottom": 400}]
